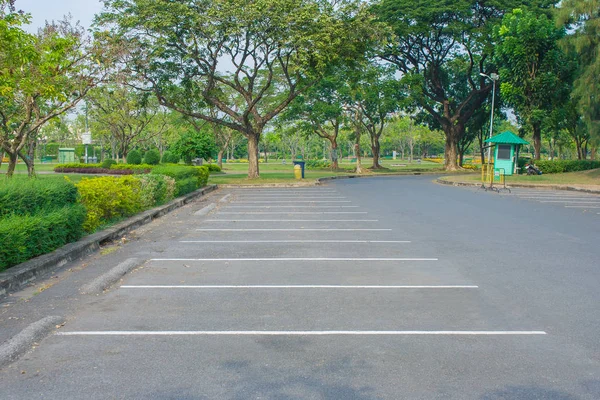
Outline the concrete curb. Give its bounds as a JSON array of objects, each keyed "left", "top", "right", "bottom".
[
  {"left": 194, "top": 203, "right": 216, "bottom": 216},
  {"left": 0, "top": 185, "right": 218, "bottom": 298},
  {"left": 0, "top": 316, "right": 64, "bottom": 368},
  {"left": 80, "top": 258, "right": 143, "bottom": 294},
  {"left": 436, "top": 178, "right": 600, "bottom": 194}
]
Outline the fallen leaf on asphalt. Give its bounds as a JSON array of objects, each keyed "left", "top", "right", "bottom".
[{"left": 184, "top": 264, "right": 191, "bottom": 268}]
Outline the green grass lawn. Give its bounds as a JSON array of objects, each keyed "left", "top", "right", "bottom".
[{"left": 444, "top": 168, "right": 600, "bottom": 186}]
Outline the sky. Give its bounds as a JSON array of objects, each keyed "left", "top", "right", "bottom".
[{"left": 16, "top": 0, "right": 104, "bottom": 32}]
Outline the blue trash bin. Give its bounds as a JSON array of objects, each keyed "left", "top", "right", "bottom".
[{"left": 292, "top": 160, "right": 305, "bottom": 179}]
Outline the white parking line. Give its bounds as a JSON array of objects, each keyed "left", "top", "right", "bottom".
[
  {"left": 218, "top": 212, "right": 369, "bottom": 214},
  {"left": 204, "top": 219, "right": 379, "bottom": 222},
  {"left": 151, "top": 258, "right": 438, "bottom": 261},
  {"left": 225, "top": 206, "right": 360, "bottom": 208},
  {"left": 179, "top": 240, "right": 411, "bottom": 243},
  {"left": 196, "top": 228, "right": 392, "bottom": 231},
  {"left": 539, "top": 201, "right": 600, "bottom": 204},
  {"left": 121, "top": 285, "right": 478, "bottom": 289},
  {"left": 57, "top": 330, "right": 547, "bottom": 336},
  {"left": 565, "top": 205, "right": 600, "bottom": 208},
  {"left": 236, "top": 197, "right": 347, "bottom": 199},
  {"left": 232, "top": 201, "right": 353, "bottom": 203},
  {"left": 519, "top": 196, "right": 599, "bottom": 200}
]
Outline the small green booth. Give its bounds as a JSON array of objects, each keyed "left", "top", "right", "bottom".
[
  {"left": 484, "top": 131, "right": 529, "bottom": 176},
  {"left": 58, "top": 148, "right": 76, "bottom": 164}
]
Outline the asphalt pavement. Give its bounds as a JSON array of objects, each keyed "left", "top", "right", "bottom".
[{"left": 1, "top": 176, "right": 600, "bottom": 399}]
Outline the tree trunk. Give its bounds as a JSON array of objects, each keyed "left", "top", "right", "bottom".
[
  {"left": 443, "top": 125, "right": 461, "bottom": 171},
  {"left": 247, "top": 133, "right": 260, "bottom": 179},
  {"left": 21, "top": 151, "right": 35, "bottom": 177},
  {"left": 0, "top": 151, "right": 4, "bottom": 168},
  {"left": 576, "top": 141, "right": 583, "bottom": 160},
  {"left": 330, "top": 139, "right": 339, "bottom": 170},
  {"left": 532, "top": 122, "right": 542, "bottom": 160},
  {"left": 217, "top": 150, "right": 224, "bottom": 168},
  {"left": 371, "top": 137, "right": 383, "bottom": 169},
  {"left": 458, "top": 150, "right": 464, "bottom": 167},
  {"left": 6, "top": 151, "right": 18, "bottom": 178}
]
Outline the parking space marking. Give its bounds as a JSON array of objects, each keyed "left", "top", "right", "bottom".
[
  {"left": 151, "top": 258, "right": 438, "bottom": 261},
  {"left": 231, "top": 201, "right": 353, "bottom": 203},
  {"left": 120, "top": 285, "right": 478, "bottom": 289},
  {"left": 225, "top": 206, "right": 360, "bottom": 208},
  {"left": 196, "top": 228, "right": 392, "bottom": 231},
  {"left": 205, "top": 219, "right": 379, "bottom": 222},
  {"left": 217, "top": 212, "right": 369, "bottom": 214},
  {"left": 57, "top": 330, "right": 547, "bottom": 336},
  {"left": 539, "top": 200, "right": 600, "bottom": 204},
  {"left": 565, "top": 205, "right": 600, "bottom": 208},
  {"left": 235, "top": 196, "right": 348, "bottom": 199},
  {"left": 179, "top": 240, "right": 411, "bottom": 243}
]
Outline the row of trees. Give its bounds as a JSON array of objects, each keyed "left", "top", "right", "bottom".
[{"left": 2, "top": 0, "right": 598, "bottom": 178}]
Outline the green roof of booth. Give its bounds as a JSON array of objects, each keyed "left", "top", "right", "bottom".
[{"left": 484, "top": 131, "right": 530, "bottom": 145}]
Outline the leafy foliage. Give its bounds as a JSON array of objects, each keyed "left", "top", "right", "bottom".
[
  {"left": 101, "top": 158, "right": 117, "bottom": 169},
  {"left": 126, "top": 149, "right": 142, "bottom": 165},
  {"left": 76, "top": 176, "right": 143, "bottom": 232},
  {"left": 0, "top": 176, "right": 79, "bottom": 217},
  {"left": 143, "top": 149, "right": 161, "bottom": 165},
  {"left": 531, "top": 159, "right": 600, "bottom": 173},
  {"left": 0, "top": 204, "right": 86, "bottom": 271},
  {"left": 171, "top": 130, "right": 216, "bottom": 165},
  {"left": 161, "top": 151, "right": 178, "bottom": 164}
]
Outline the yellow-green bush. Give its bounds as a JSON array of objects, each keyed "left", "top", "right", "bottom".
[
  {"left": 139, "top": 174, "right": 176, "bottom": 208},
  {"left": 76, "top": 176, "right": 142, "bottom": 232}
]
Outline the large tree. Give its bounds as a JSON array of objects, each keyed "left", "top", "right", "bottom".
[
  {"left": 557, "top": 0, "right": 600, "bottom": 142},
  {"left": 0, "top": 4, "right": 103, "bottom": 176},
  {"left": 97, "top": 0, "right": 377, "bottom": 178},
  {"left": 494, "top": 8, "right": 576, "bottom": 159},
  {"left": 374, "top": 0, "right": 553, "bottom": 170}
]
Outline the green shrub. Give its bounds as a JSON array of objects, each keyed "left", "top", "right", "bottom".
[
  {"left": 126, "top": 150, "right": 142, "bottom": 165},
  {"left": 101, "top": 159, "right": 117, "bottom": 169},
  {"left": 152, "top": 165, "right": 200, "bottom": 182},
  {"left": 0, "top": 204, "right": 86, "bottom": 271},
  {"left": 138, "top": 174, "right": 176, "bottom": 208},
  {"left": 175, "top": 177, "right": 200, "bottom": 196},
  {"left": 109, "top": 163, "right": 153, "bottom": 172},
  {"left": 161, "top": 151, "right": 178, "bottom": 164},
  {"left": 143, "top": 149, "right": 161, "bottom": 165},
  {"left": 532, "top": 160, "right": 600, "bottom": 174},
  {"left": 76, "top": 176, "right": 142, "bottom": 232},
  {"left": 305, "top": 160, "right": 331, "bottom": 169},
  {"left": 0, "top": 176, "right": 79, "bottom": 217},
  {"left": 196, "top": 166, "right": 209, "bottom": 187},
  {"left": 54, "top": 163, "right": 102, "bottom": 170},
  {"left": 206, "top": 164, "right": 221, "bottom": 172}
]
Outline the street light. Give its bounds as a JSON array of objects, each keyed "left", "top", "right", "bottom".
[
  {"left": 480, "top": 72, "right": 499, "bottom": 163},
  {"left": 479, "top": 72, "right": 500, "bottom": 183}
]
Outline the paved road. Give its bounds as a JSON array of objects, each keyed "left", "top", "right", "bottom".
[{"left": 1, "top": 176, "right": 600, "bottom": 399}]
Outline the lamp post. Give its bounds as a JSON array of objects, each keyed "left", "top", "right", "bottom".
[{"left": 480, "top": 72, "right": 499, "bottom": 162}]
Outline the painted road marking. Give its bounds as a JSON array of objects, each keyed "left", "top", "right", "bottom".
[
  {"left": 121, "top": 285, "right": 478, "bottom": 289},
  {"left": 225, "top": 206, "right": 360, "bottom": 208},
  {"left": 150, "top": 258, "right": 438, "bottom": 261},
  {"left": 204, "top": 219, "right": 379, "bottom": 222},
  {"left": 57, "top": 330, "right": 547, "bottom": 336},
  {"left": 231, "top": 201, "right": 353, "bottom": 203},
  {"left": 179, "top": 240, "right": 410, "bottom": 244},
  {"left": 195, "top": 228, "right": 392, "bottom": 231},
  {"left": 236, "top": 196, "right": 347, "bottom": 199},
  {"left": 217, "top": 212, "right": 369, "bottom": 214},
  {"left": 564, "top": 205, "right": 600, "bottom": 208},
  {"left": 539, "top": 200, "right": 600, "bottom": 204}
]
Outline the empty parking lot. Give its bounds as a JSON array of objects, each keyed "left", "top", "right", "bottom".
[{"left": 1, "top": 176, "right": 599, "bottom": 399}]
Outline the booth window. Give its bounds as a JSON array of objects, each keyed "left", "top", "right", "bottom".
[{"left": 497, "top": 144, "right": 511, "bottom": 160}]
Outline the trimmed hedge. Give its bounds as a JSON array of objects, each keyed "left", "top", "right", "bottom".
[
  {"left": 101, "top": 159, "right": 117, "bottom": 169},
  {"left": 109, "top": 163, "right": 153, "bottom": 173},
  {"left": 139, "top": 174, "right": 176, "bottom": 208},
  {"left": 305, "top": 160, "right": 331, "bottom": 169},
  {"left": 0, "top": 177, "right": 79, "bottom": 217},
  {"left": 532, "top": 160, "right": 600, "bottom": 174},
  {"left": 151, "top": 165, "right": 209, "bottom": 196},
  {"left": 206, "top": 164, "right": 222, "bottom": 172},
  {"left": 144, "top": 149, "right": 161, "bottom": 165},
  {"left": 126, "top": 150, "right": 142, "bottom": 165},
  {"left": 161, "top": 151, "right": 179, "bottom": 164},
  {"left": 0, "top": 204, "right": 87, "bottom": 272},
  {"left": 76, "top": 176, "right": 143, "bottom": 232}
]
